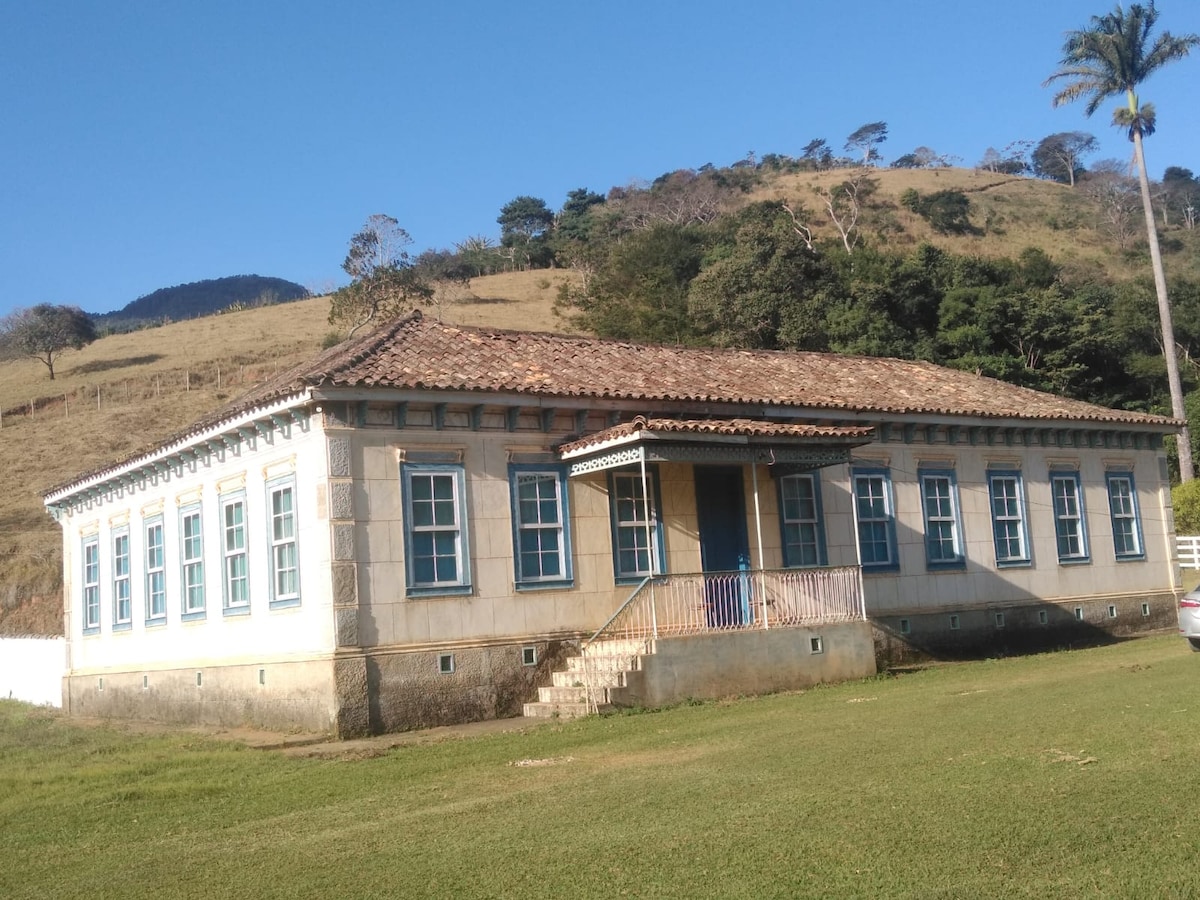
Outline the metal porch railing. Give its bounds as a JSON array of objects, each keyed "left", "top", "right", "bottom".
[{"left": 585, "top": 566, "right": 866, "bottom": 648}]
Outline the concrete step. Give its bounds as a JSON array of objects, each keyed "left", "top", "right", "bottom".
[
  {"left": 552, "top": 669, "right": 626, "bottom": 688},
  {"left": 566, "top": 654, "right": 641, "bottom": 674},
  {"left": 537, "top": 685, "right": 613, "bottom": 704},
  {"left": 584, "top": 639, "right": 649, "bottom": 656},
  {"left": 522, "top": 700, "right": 613, "bottom": 719}
]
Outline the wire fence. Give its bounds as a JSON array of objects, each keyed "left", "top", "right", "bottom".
[{"left": 0, "top": 359, "right": 293, "bottom": 428}]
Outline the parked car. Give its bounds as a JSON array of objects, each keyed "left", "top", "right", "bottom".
[{"left": 1180, "top": 586, "right": 1200, "bottom": 650}]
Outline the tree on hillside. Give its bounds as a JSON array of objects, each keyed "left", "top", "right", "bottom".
[
  {"left": 497, "top": 196, "right": 555, "bottom": 270},
  {"left": 1045, "top": 1, "right": 1200, "bottom": 480},
  {"left": 1162, "top": 166, "right": 1198, "bottom": 228},
  {"left": 1080, "top": 168, "right": 1142, "bottom": 248},
  {"left": 1031, "top": 132, "right": 1099, "bottom": 186},
  {"left": 800, "top": 138, "right": 834, "bottom": 169},
  {"left": 329, "top": 214, "right": 433, "bottom": 337},
  {"left": 0, "top": 304, "right": 97, "bottom": 380},
  {"left": 844, "top": 122, "right": 888, "bottom": 165}
]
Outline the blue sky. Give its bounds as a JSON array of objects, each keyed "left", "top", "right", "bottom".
[{"left": 2, "top": 1, "right": 1198, "bottom": 317}]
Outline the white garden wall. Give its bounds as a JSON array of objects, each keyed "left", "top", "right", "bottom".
[{"left": 0, "top": 637, "right": 64, "bottom": 707}]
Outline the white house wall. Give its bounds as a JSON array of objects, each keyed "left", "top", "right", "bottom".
[{"left": 57, "top": 421, "right": 334, "bottom": 679}]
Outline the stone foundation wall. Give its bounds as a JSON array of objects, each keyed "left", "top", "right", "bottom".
[
  {"left": 63, "top": 658, "right": 339, "bottom": 734},
  {"left": 872, "top": 591, "right": 1181, "bottom": 666},
  {"left": 613, "top": 622, "right": 877, "bottom": 709},
  {"left": 365, "top": 639, "right": 578, "bottom": 734}
]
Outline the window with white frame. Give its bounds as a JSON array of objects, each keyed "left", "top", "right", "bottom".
[
  {"left": 180, "top": 505, "right": 206, "bottom": 616},
  {"left": 852, "top": 467, "right": 897, "bottom": 570},
  {"left": 1051, "top": 472, "right": 1089, "bottom": 563},
  {"left": 919, "top": 469, "right": 964, "bottom": 568},
  {"left": 402, "top": 465, "right": 470, "bottom": 593},
  {"left": 82, "top": 536, "right": 100, "bottom": 633},
  {"left": 778, "top": 473, "right": 825, "bottom": 567},
  {"left": 145, "top": 517, "right": 166, "bottom": 623},
  {"left": 1106, "top": 472, "right": 1144, "bottom": 560},
  {"left": 222, "top": 494, "right": 249, "bottom": 611},
  {"left": 510, "top": 466, "right": 572, "bottom": 586},
  {"left": 609, "top": 468, "right": 664, "bottom": 581},
  {"left": 268, "top": 479, "right": 300, "bottom": 606},
  {"left": 112, "top": 529, "right": 131, "bottom": 629},
  {"left": 987, "top": 471, "right": 1030, "bottom": 565}
]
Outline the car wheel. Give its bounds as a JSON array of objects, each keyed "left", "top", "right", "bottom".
[{"left": 1189, "top": 638, "right": 1200, "bottom": 653}]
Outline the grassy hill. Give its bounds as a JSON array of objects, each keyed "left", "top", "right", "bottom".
[
  {"left": 2, "top": 165, "right": 1195, "bottom": 634},
  {"left": 753, "top": 167, "right": 1200, "bottom": 283}
]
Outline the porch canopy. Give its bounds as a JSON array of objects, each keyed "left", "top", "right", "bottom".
[
  {"left": 556, "top": 416, "right": 874, "bottom": 477},
  {"left": 557, "top": 416, "right": 875, "bottom": 574}
]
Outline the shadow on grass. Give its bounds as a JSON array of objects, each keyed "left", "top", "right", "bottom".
[{"left": 69, "top": 354, "right": 164, "bottom": 375}]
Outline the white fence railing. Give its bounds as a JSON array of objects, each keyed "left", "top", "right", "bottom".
[
  {"left": 0, "top": 637, "right": 64, "bottom": 707},
  {"left": 1179, "top": 536, "right": 1200, "bottom": 570},
  {"left": 588, "top": 566, "right": 865, "bottom": 646}
]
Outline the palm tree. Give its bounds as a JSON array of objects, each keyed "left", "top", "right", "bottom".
[{"left": 1045, "top": 2, "right": 1200, "bottom": 480}]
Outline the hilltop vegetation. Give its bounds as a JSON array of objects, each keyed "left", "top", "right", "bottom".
[{"left": 93, "top": 274, "right": 309, "bottom": 332}]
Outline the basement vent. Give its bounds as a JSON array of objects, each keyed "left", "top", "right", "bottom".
[
  {"left": 142, "top": 675, "right": 149, "bottom": 690},
  {"left": 1107, "top": 604, "right": 1118, "bottom": 619},
  {"left": 521, "top": 646, "right": 537, "bottom": 667},
  {"left": 196, "top": 671, "right": 203, "bottom": 688},
  {"left": 810, "top": 636, "right": 824, "bottom": 654},
  {"left": 1038, "top": 610, "right": 1049, "bottom": 625},
  {"left": 994, "top": 612, "right": 1006, "bottom": 629},
  {"left": 1074, "top": 606, "right": 1084, "bottom": 621},
  {"left": 899, "top": 618, "right": 911, "bottom": 635},
  {"left": 438, "top": 653, "right": 455, "bottom": 675},
  {"left": 97, "top": 677, "right": 104, "bottom": 692},
  {"left": 259, "top": 668, "right": 266, "bottom": 686},
  {"left": 949, "top": 614, "right": 960, "bottom": 630},
  {"left": 1141, "top": 602, "right": 1151, "bottom": 617}
]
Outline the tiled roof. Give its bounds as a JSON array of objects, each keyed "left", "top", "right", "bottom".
[
  {"left": 220, "top": 310, "right": 1177, "bottom": 428},
  {"left": 556, "top": 417, "right": 874, "bottom": 457}
]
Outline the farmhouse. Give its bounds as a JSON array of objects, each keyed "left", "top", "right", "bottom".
[{"left": 44, "top": 311, "right": 1183, "bottom": 736}]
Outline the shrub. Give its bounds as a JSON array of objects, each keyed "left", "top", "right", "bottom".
[{"left": 1172, "top": 479, "right": 1200, "bottom": 535}]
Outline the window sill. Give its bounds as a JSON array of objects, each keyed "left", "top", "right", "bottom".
[
  {"left": 515, "top": 579, "right": 575, "bottom": 592},
  {"left": 223, "top": 606, "right": 252, "bottom": 617},
  {"left": 995, "top": 559, "right": 1032, "bottom": 569},
  {"left": 925, "top": 561, "right": 966, "bottom": 572},
  {"left": 1057, "top": 557, "right": 1092, "bottom": 566},
  {"left": 181, "top": 610, "right": 207, "bottom": 622},
  {"left": 82, "top": 627, "right": 100, "bottom": 636},
  {"left": 405, "top": 585, "right": 473, "bottom": 599},
  {"left": 269, "top": 597, "right": 302, "bottom": 610},
  {"left": 112, "top": 622, "right": 132, "bottom": 632},
  {"left": 1115, "top": 554, "right": 1146, "bottom": 563},
  {"left": 144, "top": 617, "right": 167, "bottom": 628}
]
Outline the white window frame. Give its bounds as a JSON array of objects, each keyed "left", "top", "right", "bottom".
[
  {"left": 608, "top": 468, "right": 665, "bottom": 582},
  {"left": 180, "top": 504, "right": 206, "bottom": 618},
  {"left": 778, "top": 473, "right": 826, "bottom": 568},
  {"left": 82, "top": 535, "right": 100, "bottom": 634},
  {"left": 987, "top": 471, "right": 1030, "bottom": 566},
  {"left": 852, "top": 467, "right": 898, "bottom": 571},
  {"left": 1051, "top": 471, "right": 1090, "bottom": 563},
  {"left": 509, "top": 465, "right": 572, "bottom": 588},
  {"left": 267, "top": 478, "right": 300, "bottom": 608},
  {"left": 1106, "top": 472, "right": 1144, "bottom": 560},
  {"left": 112, "top": 528, "right": 132, "bottom": 630},
  {"left": 222, "top": 493, "right": 250, "bottom": 613},
  {"left": 402, "top": 464, "right": 470, "bottom": 595},
  {"left": 144, "top": 516, "right": 166, "bottom": 624},
  {"left": 919, "top": 469, "right": 964, "bottom": 569}
]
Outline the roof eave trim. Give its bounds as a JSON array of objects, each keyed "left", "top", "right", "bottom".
[{"left": 43, "top": 390, "right": 313, "bottom": 506}]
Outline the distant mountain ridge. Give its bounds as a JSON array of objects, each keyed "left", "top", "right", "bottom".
[{"left": 93, "top": 275, "right": 310, "bottom": 330}]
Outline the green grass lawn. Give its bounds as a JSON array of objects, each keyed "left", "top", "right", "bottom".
[{"left": 4, "top": 635, "right": 1200, "bottom": 899}]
